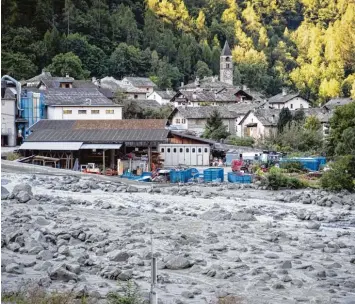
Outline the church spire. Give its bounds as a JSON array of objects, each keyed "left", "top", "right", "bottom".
[{"left": 221, "top": 40, "right": 232, "bottom": 56}]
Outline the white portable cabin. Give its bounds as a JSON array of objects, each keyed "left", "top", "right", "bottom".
[{"left": 159, "top": 144, "right": 210, "bottom": 166}]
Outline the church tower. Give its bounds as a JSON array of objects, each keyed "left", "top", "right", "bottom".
[{"left": 220, "top": 41, "right": 233, "bottom": 85}]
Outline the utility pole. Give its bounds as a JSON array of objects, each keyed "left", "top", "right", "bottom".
[{"left": 150, "top": 233, "right": 157, "bottom": 304}]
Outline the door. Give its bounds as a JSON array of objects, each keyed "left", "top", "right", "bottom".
[
  {"left": 172, "top": 146, "right": 179, "bottom": 166},
  {"left": 197, "top": 147, "right": 203, "bottom": 166},
  {"left": 191, "top": 147, "right": 197, "bottom": 165},
  {"left": 185, "top": 147, "right": 191, "bottom": 165},
  {"left": 178, "top": 147, "right": 185, "bottom": 165}
]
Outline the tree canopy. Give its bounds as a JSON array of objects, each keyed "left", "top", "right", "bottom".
[{"left": 1, "top": 0, "right": 354, "bottom": 98}]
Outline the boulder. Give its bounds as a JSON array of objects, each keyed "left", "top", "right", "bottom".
[
  {"left": 126, "top": 186, "right": 138, "bottom": 193},
  {"left": 1, "top": 186, "right": 9, "bottom": 199},
  {"left": 264, "top": 252, "right": 280, "bottom": 259},
  {"left": 118, "top": 270, "right": 133, "bottom": 281},
  {"left": 48, "top": 264, "right": 78, "bottom": 282},
  {"left": 281, "top": 260, "right": 292, "bottom": 269},
  {"left": 12, "top": 184, "right": 33, "bottom": 196},
  {"left": 58, "top": 206, "right": 70, "bottom": 212},
  {"left": 108, "top": 250, "right": 130, "bottom": 262},
  {"left": 17, "top": 191, "right": 31, "bottom": 203},
  {"left": 27, "top": 199, "right": 40, "bottom": 205},
  {"left": 6, "top": 263, "right": 24, "bottom": 274},
  {"left": 200, "top": 208, "right": 232, "bottom": 221},
  {"left": 231, "top": 212, "right": 256, "bottom": 221},
  {"left": 306, "top": 222, "right": 321, "bottom": 230},
  {"left": 35, "top": 217, "right": 50, "bottom": 226},
  {"left": 181, "top": 291, "right": 194, "bottom": 299},
  {"left": 165, "top": 256, "right": 192, "bottom": 270}
]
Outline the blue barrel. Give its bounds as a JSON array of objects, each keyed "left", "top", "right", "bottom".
[
  {"left": 312, "top": 156, "right": 326, "bottom": 166},
  {"left": 228, "top": 172, "right": 252, "bottom": 183},
  {"left": 203, "top": 168, "right": 224, "bottom": 182}
]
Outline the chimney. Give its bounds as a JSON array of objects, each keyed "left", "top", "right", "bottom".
[
  {"left": 242, "top": 85, "right": 247, "bottom": 91},
  {"left": 92, "top": 77, "right": 96, "bottom": 83},
  {"left": 180, "top": 82, "right": 184, "bottom": 88},
  {"left": 192, "top": 91, "right": 197, "bottom": 100},
  {"left": 282, "top": 88, "right": 287, "bottom": 96},
  {"left": 194, "top": 77, "right": 200, "bottom": 86},
  {"left": 66, "top": 73, "right": 70, "bottom": 78}
]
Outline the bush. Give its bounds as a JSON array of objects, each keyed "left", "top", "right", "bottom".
[
  {"left": 266, "top": 166, "right": 307, "bottom": 190},
  {"left": 6, "top": 152, "right": 21, "bottom": 161},
  {"left": 228, "top": 136, "right": 255, "bottom": 147},
  {"left": 280, "top": 161, "right": 304, "bottom": 172},
  {"left": 321, "top": 156, "right": 355, "bottom": 191},
  {"left": 107, "top": 280, "right": 142, "bottom": 304}
]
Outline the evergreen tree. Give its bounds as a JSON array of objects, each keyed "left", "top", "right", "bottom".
[
  {"left": 202, "top": 109, "right": 230, "bottom": 140},
  {"left": 277, "top": 107, "right": 293, "bottom": 133}
]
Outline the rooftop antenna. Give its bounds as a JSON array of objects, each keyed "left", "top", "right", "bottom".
[{"left": 150, "top": 232, "right": 157, "bottom": 304}]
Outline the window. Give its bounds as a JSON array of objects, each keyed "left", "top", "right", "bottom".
[
  {"left": 173, "top": 148, "right": 177, "bottom": 153},
  {"left": 204, "top": 148, "right": 208, "bottom": 153},
  {"left": 147, "top": 88, "right": 149, "bottom": 91},
  {"left": 198, "top": 148, "right": 202, "bottom": 153},
  {"left": 106, "top": 109, "right": 114, "bottom": 114},
  {"left": 175, "top": 119, "right": 181, "bottom": 124},
  {"left": 300, "top": 104, "right": 304, "bottom": 108},
  {"left": 290, "top": 104, "right": 293, "bottom": 109},
  {"left": 78, "top": 110, "right": 87, "bottom": 114},
  {"left": 226, "top": 64, "right": 230, "bottom": 68},
  {"left": 65, "top": 83, "right": 70, "bottom": 88},
  {"left": 63, "top": 110, "right": 72, "bottom": 114},
  {"left": 192, "top": 148, "right": 196, "bottom": 153},
  {"left": 180, "top": 148, "right": 183, "bottom": 153},
  {"left": 181, "top": 119, "right": 186, "bottom": 124},
  {"left": 226, "top": 57, "right": 230, "bottom": 62},
  {"left": 91, "top": 110, "right": 100, "bottom": 114},
  {"left": 167, "top": 148, "right": 170, "bottom": 153},
  {"left": 161, "top": 148, "right": 165, "bottom": 153},
  {"left": 186, "top": 148, "right": 189, "bottom": 152},
  {"left": 134, "top": 94, "right": 138, "bottom": 99}
]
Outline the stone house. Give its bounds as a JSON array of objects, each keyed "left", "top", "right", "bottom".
[
  {"left": 267, "top": 89, "right": 310, "bottom": 110},
  {"left": 147, "top": 89, "right": 176, "bottom": 105}
]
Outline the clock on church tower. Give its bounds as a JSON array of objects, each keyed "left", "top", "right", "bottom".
[{"left": 220, "top": 41, "right": 233, "bottom": 85}]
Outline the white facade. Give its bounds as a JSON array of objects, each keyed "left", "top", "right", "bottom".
[
  {"left": 239, "top": 112, "right": 276, "bottom": 139},
  {"left": 170, "top": 112, "right": 235, "bottom": 136},
  {"left": 1, "top": 98, "right": 16, "bottom": 146},
  {"left": 269, "top": 97, "right": 310, "bottom": 110},
  {"left": 147, "top": 92, "right": 172, "bottom": 105},
  {"left": 126, "top": 92, "right": 147, "bottom": 100},
  {"left": 159, "top": 144, "right": 210, "bottom": 166},
  {"left": 122, "top": 78, "right": 154, "bottom": 96},
  {"left": 47, "top": 106, "right": 123, "bottom": 120}
]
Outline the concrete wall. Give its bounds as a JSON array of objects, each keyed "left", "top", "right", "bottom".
[
  {"left": 125, "top": 92, "right": 147, "bottom": 100},
  {"left": 1, "top": 98, "right": 17, "bottom": 146},
  {"left": 270, "top": 97, "right": 309, "bottom": 110},
  {"left": 47, "top": 106, "right": 123, "bottom": 120}
]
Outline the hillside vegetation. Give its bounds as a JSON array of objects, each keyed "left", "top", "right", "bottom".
[{"left": 1, "top": 0, "right": 355, "bottom": 104}]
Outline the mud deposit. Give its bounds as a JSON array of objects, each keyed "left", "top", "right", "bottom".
[{"left": 1, "top": 173, "right": 355, "bottom": 304}]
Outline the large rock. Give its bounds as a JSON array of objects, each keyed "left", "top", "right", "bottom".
[
  {"left": 165, "top": 256, "right": 192, "bottom": 270},
  {"left": 12, "top": 184, "right": 33, "bottom": 196},
  {"left": 306, "top": 222, "right": 321, "bottom": 230},
  {"left": 34, "top": 217, "right": 50, "bottom": 226},
  {"left": 200, "top": 208, "right": 232, "bottom": 221},
  {"left": 17, "top": 191, "right": 31, "bottom": 203},
  {"left": 1, "top": 186, "right": 9, "bottom": 199},
  {"left": 48, "top": 264, "right": 78, "bottom": 282},
  {"left": 6, "top": 263, "right": 24, "bottom": 274},
  {"left": 107, "top": 250, "right": 130, "bottom": 262},
  {"left": 231, "top": 212, "right": 256, "bottom": 221}
]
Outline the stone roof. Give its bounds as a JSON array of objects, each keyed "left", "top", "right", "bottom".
[
  {"left": 226, "top": 102, "right": 261, "bottom": 115},
  {"left": 239, "top": 108, "right": 281, "bottom": 126},
  {"left": 99, "top": 77, "right": 147, "bottom": 93},
  {"left": 122, "top": 99, "right": 162, "bottom": 109},
  {"left": 26, "top": 71, "right": 74, "bottom": 87},
  {"left": 175, "top": 90, "right": 236, "bottom": 103},
  {"left": 221, "top": 41, "right": 232, "bottom": 56},
  {"left": 124, "top": 77, "right": 156, "bottom": 87},
  {"left": 72, "top": 80, "right": 97, "bottom": 89},
  {"left": 179, "top": 76, "right": 235, "bottom": 90},
  {"left": 151, "top": 90, "right": 176, "bottom": 99},
  {"left": 300, "top": 108, "right": 331, "bottom": 123},
  {"left": 43, "top": 88, "right": 114, "bottom": 106},
  {"left": 323, "top": 97, "right": 353, "bottom": 110},
  {"left": 171, "top": 106, "right": 236, "bottom": 119},
  {"left": 268, "top": 92, "right": 304, "bottom": 104},
  {"left": 27, "top": 119, "right": 169, "bottom": 143}
]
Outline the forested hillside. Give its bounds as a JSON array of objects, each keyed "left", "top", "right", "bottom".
[{"left": 2, "top": 0, "right": 355, "bottom": 104}]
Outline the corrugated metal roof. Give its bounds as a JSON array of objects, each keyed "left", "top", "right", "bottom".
[
  {"left": 25, "top": 129, "right": 170, "bottom": 142},
  {"left": 80, "top": 143, "right": 122, "bottom": 149},
  {"left": 19, "top": 141, "right": 83, "bottom": 150}
]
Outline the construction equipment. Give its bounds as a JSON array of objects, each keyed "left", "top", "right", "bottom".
[{"left": 81, "top": 163, "right": 101, "bottom": 174}]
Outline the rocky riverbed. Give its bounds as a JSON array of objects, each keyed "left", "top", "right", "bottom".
[{"left": 1, "top": 172, "right": 355, "bottom": 304}]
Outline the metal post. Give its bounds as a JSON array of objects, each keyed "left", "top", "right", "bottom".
[
  {"left": 148, "top": 146, "right": 152, "bottom": 171},
  {"left": 150, "top": 233, "right": 157, "bottom": 304},
  {"left": 102, "top": 149, "right": 105, "bottom": 173}
]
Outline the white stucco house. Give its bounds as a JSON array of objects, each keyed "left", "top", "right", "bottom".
[
  {"left": 45, "top": 88, "right": 123, "bottom": 120},
  {"left": 239, "top": 108, "right": 280, "bottom": 140},
  {"left": 267, "top": 89, "right": 310, "bottom": 110},
  {"left": 147, "top": 90, "right": 175, "bottom": 105}
]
